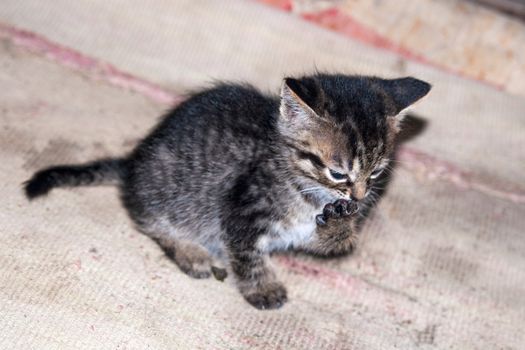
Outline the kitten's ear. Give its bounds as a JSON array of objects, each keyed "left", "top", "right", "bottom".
[
  {"left": 382, "top": 77, "right": 431, "bottom": 115},
  {"left": 382, "top": 77, "right": 431, "bottom": 132},
  {"left": 279, "top": 78, "right": 320, "bottom": 124}
]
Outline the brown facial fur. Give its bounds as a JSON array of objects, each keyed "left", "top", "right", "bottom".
[
  {"left": 280, "top": 75, "right": 416, "bottom": 203},
  {"left": 287, "top": 117, "right": 387, "bottom": 202}
]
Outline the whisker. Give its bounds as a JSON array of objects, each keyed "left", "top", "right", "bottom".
[
  {"left": 299, "top": 186, "right": 323, "bottom": 193},
  {"left": 299, "top": 188, "right": 324, "bottom": 195}
]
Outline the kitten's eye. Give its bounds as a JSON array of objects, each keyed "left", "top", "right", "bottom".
[
  {"left": 328, "top": 169, "right": 347, "bottom": 181},
  {"left": 370, "top": 168, "right": 383, "bottom": 179}
]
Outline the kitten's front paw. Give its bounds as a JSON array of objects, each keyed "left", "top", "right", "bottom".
[
  {"left": 315, "top": 199, "right": 359, "bottom": 226},
  {"left": 308, "top": 199, "right": 359, "bottom": 256},
  {"left": 243, "top": 282, "right": 288, "bottom": 310}
]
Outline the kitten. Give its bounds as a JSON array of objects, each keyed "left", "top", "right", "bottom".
[{"left": 24, "top": 74, "right": 430, "bottom": 310}]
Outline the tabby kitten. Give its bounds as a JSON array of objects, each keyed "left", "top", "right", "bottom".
[{"left": 25, "top": 74, "right": 430, "bottom": 310}]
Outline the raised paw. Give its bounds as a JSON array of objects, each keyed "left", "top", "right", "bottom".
[
  {"left": 243, "top": 282, "right": 288, "bottom": 310},
  {"left": 316, "top": 199, "right": 359, "bottom": 226}
]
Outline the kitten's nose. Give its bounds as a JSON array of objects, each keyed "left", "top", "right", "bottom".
[{"left": 349, "top": 182, "right": 367, "bottom": 201}]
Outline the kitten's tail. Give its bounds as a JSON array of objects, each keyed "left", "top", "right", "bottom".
[{"left": 24, "top": 158, "right": 127, "bottom": 200}]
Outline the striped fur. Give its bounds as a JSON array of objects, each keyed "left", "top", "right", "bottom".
[{"left": 25, "top": 74, "right": 430, "bottom": 309}]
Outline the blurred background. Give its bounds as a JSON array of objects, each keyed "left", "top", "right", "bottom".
[{"left": 1, "top": 1, "right": 524, "bottom": 349}]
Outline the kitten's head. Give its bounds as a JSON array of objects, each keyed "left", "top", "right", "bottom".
[{"left": 279, "top": 74, "right": 431, "bottom": 201}]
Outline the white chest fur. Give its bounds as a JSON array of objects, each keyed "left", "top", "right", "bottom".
[{"left": 256, "top": 201, "right": 318, "bottom": 253}]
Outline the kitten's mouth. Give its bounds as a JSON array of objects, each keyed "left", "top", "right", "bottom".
[{"left": 335, "top": 190, "right": 350, "bottom": 200}]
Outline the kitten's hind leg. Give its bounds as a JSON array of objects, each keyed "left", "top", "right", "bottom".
[{"left": 156, "top": 236, "right": 215, "bottom": 279}]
